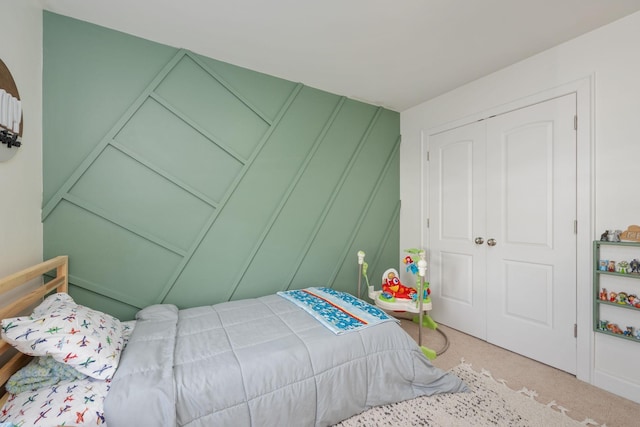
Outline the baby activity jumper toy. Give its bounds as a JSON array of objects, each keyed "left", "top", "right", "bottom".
[{"left": 357, "top": 249, "right": 448, "bottom": 360}]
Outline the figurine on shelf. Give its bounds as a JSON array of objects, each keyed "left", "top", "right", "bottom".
[
  {"left": 599, "top": 260, "right": 608, "bottom": 271},
  {"left": 624, "top": 326, "right": 634, "bottom": 337},
  {"left": 618, "top": 260, "right": 629, "bottom": 274},
  {"left": 598, "top": 320, "right": 608, "bottom": 330},
  {"left": 636, "top": 329, "right": 640, "bottom": 340},
  {"left": 630, "top": 259, "right": 640, "bottom": 274},
  {"left": 608, "top": 260, "right": 616, "bottom": 272},
  {"left": 620, "top": 225, "right": 640, "bottom": 242},
  {"left": 605, "top": 229, "right": 622, "bottom": 242},
  {"left": 616, "top": 292, "right": 629, "bottom": 305},
  {"left": 599, "top": 288, "right": 608, "bottom": 301},
  {"left": 609, "top": 291, "right": 618, "bottom": 302},
  {"left": 607, "top": 323, "right": 624, "bottom": 334}
]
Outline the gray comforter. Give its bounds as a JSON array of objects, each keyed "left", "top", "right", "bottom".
[{"left": 104, "top": 294, "right": 467, "bottom": 426}]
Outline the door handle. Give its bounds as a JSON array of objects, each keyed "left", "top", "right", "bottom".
[
  {"left": 474, "top": 237, "right": 484, "bottom": 245},
  {"left": 487, "top": 238, "right": 497, "bottom": 246}
]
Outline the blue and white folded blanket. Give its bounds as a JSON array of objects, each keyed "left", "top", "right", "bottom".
[
  {"left": 6, "top": 355, "right": 87, "bottom": 394},
  {"left": 278, "top": 287, "right": 397, "bottom": 334}
]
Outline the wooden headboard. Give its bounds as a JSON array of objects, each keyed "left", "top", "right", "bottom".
[{"left": 0, "top": 255, "right": 68, "bottom": 407}]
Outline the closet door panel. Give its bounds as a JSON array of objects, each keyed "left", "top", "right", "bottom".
[
  {"left": 429, "top": 121, "right": 486, "bottom": 338},
  {"left": 485, "top": 94, "right": 577, "bottom": 374},
  {"left": 502, "top": 122, "right": 553, "bottom": 245}
]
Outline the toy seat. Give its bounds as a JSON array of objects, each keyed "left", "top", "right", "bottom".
[{"left": 368, "top": 268, "right": 432, "bottom": 313}]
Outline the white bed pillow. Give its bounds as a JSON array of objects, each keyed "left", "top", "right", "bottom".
[{"left": 1, "top": 293, "right": 125, "bottom": 380}]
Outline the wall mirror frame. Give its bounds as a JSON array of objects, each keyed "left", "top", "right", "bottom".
[{"left": 0, "top": 58, "right": 23, "bottom": 162}]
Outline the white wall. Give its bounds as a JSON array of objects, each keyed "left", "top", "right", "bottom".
[
  {"left": 400, "top": 11, "right": 640, "bottom": 402},
  {"left": 0, "top": 1, "right": 43, "bottom": 277}
]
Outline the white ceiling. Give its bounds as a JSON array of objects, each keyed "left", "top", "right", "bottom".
[{"left": 40, "top": 0, "right": 640, "bottom": 112}]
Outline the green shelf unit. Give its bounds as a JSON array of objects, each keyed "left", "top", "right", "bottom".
[{"left": 593, "top": 240, "right": 640, "bottom": 342}]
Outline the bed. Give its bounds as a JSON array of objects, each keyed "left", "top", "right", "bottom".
[{"left": 0, "top": 256, "right": 467, "bottom": 426}]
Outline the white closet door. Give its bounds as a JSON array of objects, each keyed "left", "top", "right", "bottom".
[
  {"left": 428, "top": 121, "right": 487, "bottom": 338},
  {"left": 428, "top": 94, "right": 577, "bottom": 374},
  {"left": 485, "top": 94, "right": 577, "bottom": 374}
]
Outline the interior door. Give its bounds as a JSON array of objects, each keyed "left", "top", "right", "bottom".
[
  {"left": 428, "top": 94, "right": 577, "bottom": 374},
  {"left": 428, "top": 121, "right": 487, "bottom": 338},
  {"left": 484, "top": 94, "right": 577, "bottom": 374}
]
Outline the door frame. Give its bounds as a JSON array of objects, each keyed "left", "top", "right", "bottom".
[{"left": 421, "top": 76, "right": 593, "bottom": 382}]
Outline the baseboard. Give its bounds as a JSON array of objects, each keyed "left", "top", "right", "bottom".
[{"left": 593, "top": 369, "right": 640, "bottom": 404}]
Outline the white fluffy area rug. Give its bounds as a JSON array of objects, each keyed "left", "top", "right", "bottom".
[{"left": 335, "top": 360, "right": 602, "bottom": 427}]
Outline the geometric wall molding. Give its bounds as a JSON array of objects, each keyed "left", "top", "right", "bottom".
[{"left": 43, "top": 13, "right": 400, "bottom": 319}]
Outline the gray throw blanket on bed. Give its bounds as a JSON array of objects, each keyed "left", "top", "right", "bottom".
[{"left": 6, "top": 356, "right": 87, "bottom": 394}]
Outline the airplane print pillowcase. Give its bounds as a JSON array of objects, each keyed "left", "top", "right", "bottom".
[
  {"left": 0, "top": 376, "right": 109, "bottom": 426},
  {"left": 1, "top": 293, "right": 125, "bottom": 380}
]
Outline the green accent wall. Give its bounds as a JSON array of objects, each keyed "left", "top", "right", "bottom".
[{"left": 42, "top": 12, "right": 400, "bottom": 320}]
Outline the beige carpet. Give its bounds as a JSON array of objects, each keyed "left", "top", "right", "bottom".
[
  {"left": 400, "top": 320, "right": 640, "bottom": 427},
  {"left": 337, "top": 360, "right": 586, "bottom": 426}
]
